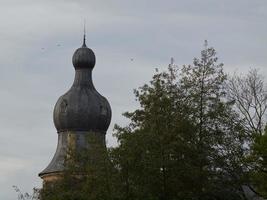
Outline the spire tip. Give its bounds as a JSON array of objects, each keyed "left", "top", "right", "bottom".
[{"left": 82, "top": 19, "right": 86, "bottom": 47}]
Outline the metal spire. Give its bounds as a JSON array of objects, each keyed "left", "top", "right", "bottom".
[{"left": 83, "top": 19, "right": 86, "bottom": 47}]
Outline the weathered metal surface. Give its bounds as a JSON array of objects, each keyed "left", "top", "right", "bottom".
[
  {"left": 39, "top": 39, "right": 111, "bottom": 179},
  {"left": 53, "top": 67, "right": 111, "bottom": 133},
  {"left": 72, "top": 43, "right": 96, "bottom": 69}
]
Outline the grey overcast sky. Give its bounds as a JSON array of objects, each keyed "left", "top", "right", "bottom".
[{"left": 0, "top": 0, "right": 266, "bottom": 199}]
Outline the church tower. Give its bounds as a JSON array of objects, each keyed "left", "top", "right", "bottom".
[{"left": 39, "top": 35, "right": 112, "bottom": 183}]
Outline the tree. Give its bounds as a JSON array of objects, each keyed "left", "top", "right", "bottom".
[
  {"left": 227, "top": 69, "right": 267, "bottom": 196},
  {"left": 227, "top": 69, "right": 267, "bottom": 137},
  {"left": 112, "top": 41, "right": 247, "bottom": 200},
  {"left": 112, "top": 65, "right": 187, "bottom": 200},
  {"left": 177, "top": 40, "right": 246, "bottom": 199},
  {"left": 13, "top": 186, "right": 40, "bottom": 200},
  {"left": 250, "top": 127, "right": 267, "bottom": 198}
]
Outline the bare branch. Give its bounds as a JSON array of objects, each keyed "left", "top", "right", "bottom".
[{"left": 227, "top": 69, "right": 267, "bottom": 137}]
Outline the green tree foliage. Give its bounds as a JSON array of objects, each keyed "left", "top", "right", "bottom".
[
  {"left": 178, "top": 41, "right": 247, "bottom": 198},
  {"left": 250, "top": 127, "right": 267, "bottom": 198},
  {"left": 111, "top": 41, "right": 247, "bottom": 200}
]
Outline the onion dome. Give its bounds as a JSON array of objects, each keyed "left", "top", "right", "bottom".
[
  {"left": 72, "top": 37, "right": 96, "bottom": 69},
  {"left": 53, "top": 35, "right": 112, "bottom": 133}
]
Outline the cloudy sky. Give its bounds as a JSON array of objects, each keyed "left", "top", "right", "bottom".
[{"left": 0, "top": 0, "right": 266, "bottom": 199}]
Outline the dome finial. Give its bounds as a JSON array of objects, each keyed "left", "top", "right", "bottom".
[
  {"left": 72, "top": 22, "right": 96, "bottom": 69},
  {"left": 83, "top": 19, "right": 86, "bottom": 47}
]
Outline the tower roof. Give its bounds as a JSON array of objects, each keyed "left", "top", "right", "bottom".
[
  {"left": 53, "top": 35, "right": 111, "bottom": 133},
  {"left": 39, "top": 35, "right": 112, "bottom": 178}
]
